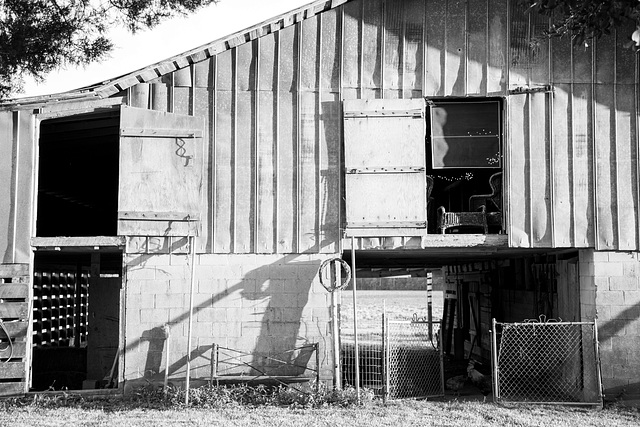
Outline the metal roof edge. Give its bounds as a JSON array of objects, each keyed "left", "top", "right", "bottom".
[{"left": 94, "top": 0, "right": 352, "bottom": 97}]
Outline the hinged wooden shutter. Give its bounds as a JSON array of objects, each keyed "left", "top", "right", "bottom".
[
  {"left": 343, "top": 99, "right": 427, "bottom": 235},
  {"left": 118, "top": 106, "right": 204, "bottom": 236}
]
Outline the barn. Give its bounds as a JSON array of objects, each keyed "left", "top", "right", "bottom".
[{"left": 1, "top": 0, "right": 639, "bottom": 405}]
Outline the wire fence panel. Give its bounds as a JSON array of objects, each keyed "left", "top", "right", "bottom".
[
  {"left": 493, "top": 318, "right": 602, "bottom": 406},
  {"left": 386, "top": 320, "right": 444, "bottom": 399},
  {"left": 341, "top": 322, "right": 384, "bottom": 394}
]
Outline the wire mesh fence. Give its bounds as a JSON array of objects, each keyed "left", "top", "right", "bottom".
[
  {"left": 341, "top": 321, "right": 384, "bottom": 394},
  {"left": 386, "top": 320, "right": 444, "bottom": 399},
  {"left": 341, "top": 317, "right": 444, "bottom": 400},
  {"left": 493, "top": 318, "right": 602, "bottom": 406}
]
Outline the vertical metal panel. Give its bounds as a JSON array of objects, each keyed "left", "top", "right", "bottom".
[
  {"left": 342, "top": 0, "right": 360, "bottom": 96},
  {"left": 15, "top": 112, "right": 35, "bottom": 263},
  {"left": 151, "top": 83, "right": 169, "bottom": 112},
  {"left": 257, "top": 33, "right": 277, "bottom": 253},
  {"left": 424, "top": 0, "right": 445, "bottom": 97},
  {"left": 300, "top": 17, "right": 320, "bottom": 252},
  {"left": 551, "top": 84, "right": 573, "bottom": 247},
  {"left": 214, "top": 50, "right": 233, "bottom": 252},
  {"left": 362, "top": 0, "right": 382, "bottom": 98},
  {"left": 129, "top": 84, "right": 150, "bottom": 109},
  {"left": 0, "top": 112, "right": 15, "bottom": 263},
  {"left": 487, "top": 0, "right": 507, "bottom": 94},
  {"left": 404, "top": 0, "right": 424, "bottom": 98},
  {"left": 507, "top": 95, "right": 531, "bottom": 247},
  {"left": 445, "top": 0, "right": 466, "bottom": 96},
  {"left": 194, "top": 59, "right": 213, "bottom": 88},
  {"left": 277, "top": 25, "right": 298, "bottom": 253},
  {"left": 572, "top": 84, "right": 595, "bottom": 247},
  {"left": 467, "top": 0, "right": 488, "bottom": 96},
  {"left": 235, "top": 42, "right": 257, "bottom": 253},
  {"left": 383, "top": 0, "right": 403, "bottom": 99},
  {"left": 529, "top": 92, "right": 552, "bottom": 246},
  {"left": 193, "top": 83, "right": 212, "bottom": 252},
  {"left": 613, "top": 24, "right": 639, "bottom": 250}
]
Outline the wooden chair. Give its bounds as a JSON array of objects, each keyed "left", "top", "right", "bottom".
[{"left": 469, "top": 172, "right": 502, "bottom": 212}]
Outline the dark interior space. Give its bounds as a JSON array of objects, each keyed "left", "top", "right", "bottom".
[
  {"left": 36, "top": 110, "right": 120, "bottom": 237},
  {"left": 31, "top": 250, "right": 121, "bottom": 391},
  {"left": 425, "top": 98, "right": 503, "bottom": 234}
]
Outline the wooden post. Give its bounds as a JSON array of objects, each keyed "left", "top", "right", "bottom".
[
  {"left": 331, "top": 260, "right": 341, "bottom": 389},
  {"left": 185, "top": 235, "right": 196, "bottom": 405},
  {"left": 350, "top": 236, "right": 360, "bottom": 403},
  {"left": 163, "top": 324, "right": 170, "bottom": 396}
]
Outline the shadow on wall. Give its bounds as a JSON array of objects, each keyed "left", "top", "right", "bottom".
[{"left": 125, "top": 255, "right": 323, "bottom": 388}]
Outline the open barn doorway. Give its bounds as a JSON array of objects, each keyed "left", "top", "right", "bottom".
[
  {"left": 36, "top": 110, "right": 120, "bottom": 237},
  {"left": 31, "top": 250, "right": 122, "bottom": 391}
]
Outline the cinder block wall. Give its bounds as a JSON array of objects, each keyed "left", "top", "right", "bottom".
[
  {"left": 122, "top": 248, "right": 335, "bottom": 389},
  {"left": 579, "top": 249, "right": 640, "bottom": 404}
]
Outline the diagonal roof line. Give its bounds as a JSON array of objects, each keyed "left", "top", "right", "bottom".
[{"left": 94, "top": 0, "right": 352, "bottom": 98}]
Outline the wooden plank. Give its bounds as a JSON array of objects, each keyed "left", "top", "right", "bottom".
[
  {"left": 0, "top": 303, "right": 28, "bottom": 319},
  {"left": 383, "top": 0, "right": 402, "bottom": 98},
  {"left": 0, "top": 283, "right": 28, "bottom": 299},
  {"left": 0, "top": 342, "right": 27, "bottom": 359},
  {"left": 404, "top": 0, "right": 424, "bottom": 97},
  {"left": 319, "top": 92, "right": 341, "bottom": 253},
  {"left": 487, "top": 0, "right": 507, "bottom": 94},
  {"left": 0, "top": 382, "right": 26, "bottom": 395},
  {"left": 615, "top": 84, "right": 638, "bottom": 250},
  {"left": 342, "top": 0, "right": 360, "bottom": 92},
  {"left": 444, "top": 0, "right": 465, "bottom": 96},
  {"left": 0, "top": 321, "right": 28, "bottom": 338},
  {"left": 361, "top": 0, "right": 382, "bottom": 93},
  {"left": 529, "top": 92, "right": 552, "bottom": 246},
  {"left": 551, "top": 84, "right": 573, "bottom": 247},
  {"left": 593, "top": 84, "right": 617, "bottom": 249},
  {"left": 301, "top": 16, "right": 319, "bottom": 91},
  {"left": 31, "top": 236, "right": 124, "bottom": 248},
  {"left": 508, "top": 95, "right": 530, "bottom": 247},
  {"left": 466, "top": 0, "right": 487, "bottom": 95},
  {"left": 0, "top": 362, "right": 26, "bottom": 379},
  {"left": 571, "top": 84, "right": 595, "bottom": 247},
  {"left": 0, "top": 264, "right": 28, "bottom": 278},
  {"left": 0, "top": 112, "right": 15, "bottom": 264},
  {"left": 117, "top": 107, "right": 203, "bottom": 237}
]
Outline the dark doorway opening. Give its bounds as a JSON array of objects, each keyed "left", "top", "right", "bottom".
[
  {"left": 36, "top": 110, "right": 120, "bottom": 237},
  {"left": 31, "top": 250, "right": 122, "bottom": 391}
]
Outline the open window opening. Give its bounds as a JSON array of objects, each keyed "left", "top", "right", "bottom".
[
  {"left": 426, "top": 98, "right": 503, "bottom": 234},
  {"left": 31, "top": 250, "right": 122, "bottom": 391},
  {"left": 36, "top": 110, "right": 120, "bottom": 237}
]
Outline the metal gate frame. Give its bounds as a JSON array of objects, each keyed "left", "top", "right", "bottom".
[
  {"left": 384, "top": 319, "right": 445, "bottom": 400},
  {"left": 491, "top": 317, "right": 603, "bottom": 407}
]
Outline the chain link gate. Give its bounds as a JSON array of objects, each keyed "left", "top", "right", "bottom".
[
  {"left": 492, "top": 317, "right": 603, "bottom": 406},
  {"left": 385, "top": 319, "right": 444, "bottom": 399}
]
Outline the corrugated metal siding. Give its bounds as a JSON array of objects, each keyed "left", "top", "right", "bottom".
[
  {"left": 0, "top": 111, "right": 35, "bottom": 263},
  {"left": 123, "top": 0, "right": 638, "bottom": 252}
]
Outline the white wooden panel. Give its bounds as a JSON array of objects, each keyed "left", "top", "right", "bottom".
[
  {"left": 343, "top": 98, "right": 427, "bottom": 233},
  {"left": 346, "top": 173, "right": 427, "bottom": 226},
  {"left": 118, "top": 106, "right": 204, "bottom": 236}
]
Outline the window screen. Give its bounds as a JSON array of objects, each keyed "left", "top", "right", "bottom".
[{"left": 430, "top": 99, "right": 501, "bottom": 169}]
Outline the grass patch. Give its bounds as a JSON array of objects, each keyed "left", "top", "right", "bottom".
[{"left": 0, "top": 385, "right": 639, "bottom": 427}]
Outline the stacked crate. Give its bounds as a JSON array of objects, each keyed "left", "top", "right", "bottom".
[
  {"left": 32, "top": 268, "right": 88, "bottom": 347},
  {"left": 0, "top": 264, "right": 30, "bottom": 395}
]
